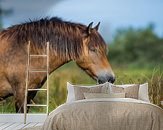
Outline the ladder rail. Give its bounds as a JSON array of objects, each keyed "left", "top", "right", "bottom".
[
  {"left": 46, "top": 42, "right": 49, "bottom": 115},
  {"left": 24, "top": 41, "right": 30, "bottom": 124}
]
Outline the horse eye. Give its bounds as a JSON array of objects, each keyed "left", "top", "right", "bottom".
[{"left": 89, "top": 47, "right": 97, "bottom": 53}]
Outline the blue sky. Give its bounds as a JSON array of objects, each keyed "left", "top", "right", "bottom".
[{"left": 1, "top": 0, "right": 163, "bottom": 41}]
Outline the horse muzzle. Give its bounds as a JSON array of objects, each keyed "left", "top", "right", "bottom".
[{"left": 97, "top": 74, "right": 115, "bottom": 84}]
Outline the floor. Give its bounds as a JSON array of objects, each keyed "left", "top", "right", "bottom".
[
  {"left": 0, "top": 114, "right": 47, "bottom": 130},
  {"left": 0, "top": 122, "right": 43, "bottom": 130}
]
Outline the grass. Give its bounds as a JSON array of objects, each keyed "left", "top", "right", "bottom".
[
  {"left": 0, "top": 62, "right": 162, "bottom": 113},
  {"left": 113, "top": 66, "right": 163, "bottom": 107}
]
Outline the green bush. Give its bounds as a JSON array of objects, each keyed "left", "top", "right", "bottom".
[{"left": 108, "top": 25, "right": 163, "bottom": 67}]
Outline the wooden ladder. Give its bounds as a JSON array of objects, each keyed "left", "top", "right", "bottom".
[{"left": 24, "top": 41, "right": 49, "bottom": 124}]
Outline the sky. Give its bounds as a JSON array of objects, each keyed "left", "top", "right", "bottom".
[{"left": 1, "top": 0, "right": 163, "bottom": 41}]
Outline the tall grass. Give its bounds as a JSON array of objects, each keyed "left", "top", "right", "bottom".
[
  {"left": 148, "top": 68, "right": 162, "bottom": 106},
  {"left": 0, "top": 62, "right": 162, "bottom": 113},
  {"left": 114, "top": 66, "right": 163, "bottom": 107}
]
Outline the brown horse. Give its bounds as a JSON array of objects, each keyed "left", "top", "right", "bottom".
[{"left": 0, "top": 17, "right": 115, "bottom": 112}]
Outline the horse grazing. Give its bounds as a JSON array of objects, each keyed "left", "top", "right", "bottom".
[{"left": 0, "top": 17, "right": 115, "bottom": 112}]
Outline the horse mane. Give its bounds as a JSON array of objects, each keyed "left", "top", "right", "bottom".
[{"left": 0, "top": 17, "right": 106, "bottom": 60}]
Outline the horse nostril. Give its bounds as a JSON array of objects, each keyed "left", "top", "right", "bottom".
[
  {"left": 108, "top": 76, "right": 115, "bottom": 83},
  {"left": 97, "top": 78, "right": 106, "bottom": 84}
]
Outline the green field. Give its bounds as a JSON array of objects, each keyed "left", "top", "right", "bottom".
[{"left": 0, "top": 62, "right": 162, "bottom": 113}]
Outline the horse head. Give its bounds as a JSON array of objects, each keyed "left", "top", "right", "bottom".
[{"left": 76, "top": 22, "right": 115, "bottom": 84}]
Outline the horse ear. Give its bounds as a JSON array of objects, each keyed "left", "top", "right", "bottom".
[
  {"left": 94, "top": 22, "right": 100, "bottom": 31},
  {"left": 87, "top": 22, "right": 93, "bottom": 35}
]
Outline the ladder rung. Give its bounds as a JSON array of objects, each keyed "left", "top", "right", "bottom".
[
  {"left": 30, "top": 55, "right": 47, "bottom": 57},
  {"left": 29, "top": 70, "right": 47, "bottom": 73},
  {"left": 27, "top": 104, "right": 47, "bottom": 107},
  {"left": 28, "top": 89, "right": 47, "bottom": 91}
]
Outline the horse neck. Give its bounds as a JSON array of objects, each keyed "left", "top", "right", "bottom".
[
  {"left": 48, "top": 33, "right": 83, "bottom": 72},
  {"left": 48, "top": 52, "right": 72, "bottom": 73}
]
